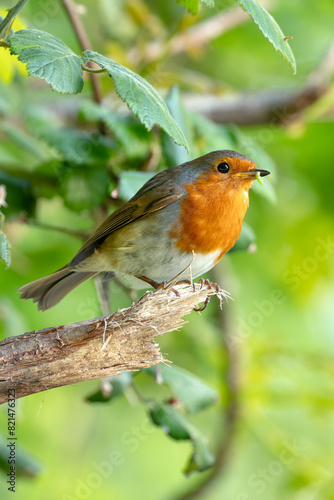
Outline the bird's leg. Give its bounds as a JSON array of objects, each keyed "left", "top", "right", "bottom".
[
  {"left": 137, "top": 252, "right": 196, "bottom": 298},
  {"left": 136, "top": 274, "right": 181, "bottom": 297},
  {"left": 193, "top": 278, "right": 221, "bottom": 311}
]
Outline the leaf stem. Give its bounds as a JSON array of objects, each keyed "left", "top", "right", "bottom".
[
  {"left": 0, "top": 0, "right": 29, "bottom": 40},
  {"left": 60, "top": 0, "right": 102, "bottom": 105},
  {"left": 81, "top": 64, "right": 105, "bottom": 74},
  {"left": 0, "top": 40, "right": 9, "bottom": 48}
]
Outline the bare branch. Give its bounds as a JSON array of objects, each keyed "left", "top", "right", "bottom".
[
  {"left": 0, "top": 282, "right": 228, "bottom": 404},
  {"left": 61, "top": 0, "right": 102, "bottom": 105}
]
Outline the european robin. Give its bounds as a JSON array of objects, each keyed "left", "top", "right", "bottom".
[{"left": 18, "top": 150, "right": 270, "bottom": 310}]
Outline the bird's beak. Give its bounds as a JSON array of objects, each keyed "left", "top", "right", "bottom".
[{"left": 233, "top": 168, "right": 270, "bottom": 179}]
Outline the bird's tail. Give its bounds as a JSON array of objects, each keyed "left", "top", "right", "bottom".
[{"left": 18, "top": 266, "right": 98, "bottom": 311}]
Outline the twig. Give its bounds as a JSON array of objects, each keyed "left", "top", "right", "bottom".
[
  {"left": 61, "top": 0, "right": 102, "bottom": 105},
  {"left": 0, "top": 282, "right": 228, "bottom": 404},
  {"left": 26, "top": 219, "right": 88, "bottom": 241}
]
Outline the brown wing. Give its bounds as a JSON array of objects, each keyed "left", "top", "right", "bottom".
[{"left": 70, "top": 168, "right": 183, "bottom": 267}]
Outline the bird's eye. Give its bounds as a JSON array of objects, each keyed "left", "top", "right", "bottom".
[{"left": 217, "top": 162, "right": 230, "bottom": 174}]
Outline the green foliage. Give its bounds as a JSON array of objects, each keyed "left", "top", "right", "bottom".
[
  {"left": 0, "top": 437, "right": 41, "bottom": 477},
  {"left": 149, "top": 401, "right": 215, "bottom": 474},
  {"left": 86, "top": 373, "right": 133, "bottom": 403},
  {"left": 236, "top": 0, "right": 296, "bottom": 73},
  {"left": 9, "top": 29, "right": 84, "bottom": 94},
  {"left": 1, "top": 0, "right": 333, "bottom": 497},
  {"left": 145, "top": 364, "right": 218, "bottom": 415},
  {"left": 60, "top": 167, "right": 110, "bottom": 212},
  {"left": 7, "top": 28, "right": 189, "bottom": 150},
  {"left": 86, "top": 364, "right": 218, "bottom": 474},
  {"left": 177, "top": 0, "right": 214, "bottom": 15},
  {"left": 0, "top": 0, "right": 28, "bottom": 39},
  {"left": 82, "top": 51, "right": 189, "bottom": 151}
]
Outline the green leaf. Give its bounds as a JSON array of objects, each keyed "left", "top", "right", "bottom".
[
  {"left": 177, "top": 0, "right": 214, "bottom": 14},
  {"left": 149, "top": 401, "right": 216, "bottom": 473},
  {"left": 145, "top": 364, "right": 218, "bottom": 415},
  {"left": 149, "top": 401, "right": 197, "bottom": 440},
  {"left": 8, "top": 29, "right": 84, "bottom": 93},
  {"left": 236, "top": 0, "right": 296, "bottom": 73},
  {"left": 82, "top": 51, "right": 189, "bottom": 151},
  {"left": 60, "top": 167, "right": 110, "bottom": 212},
  {"left": 185, "top": 437, "right": 216, "bottom": 475},
  {"left": 86, "top": 373, "right": 133, "bottom": 403},
  {"left": 0, "top": 211, "right": 11, "bottom": 269},
  {"left": 177, "top": 0, "right": 201, "bottom": 15},
  {"left": 118, "top": 171, "right": 155, "bottom": 201}
]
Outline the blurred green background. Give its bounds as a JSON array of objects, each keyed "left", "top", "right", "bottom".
[{"left": 1, "top": 0, "right": 334, "bottom": 499}]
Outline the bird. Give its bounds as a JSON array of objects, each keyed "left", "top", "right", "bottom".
[{"left": 18, "top": 150, "right": 270, "bottom": 310}]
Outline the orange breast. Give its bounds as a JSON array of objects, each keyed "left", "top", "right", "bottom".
[{"left": 170, "top": 171, "right": 250, "bottom": 260}]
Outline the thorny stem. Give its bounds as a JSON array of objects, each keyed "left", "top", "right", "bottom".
[{"left": 61, "top": 0, "right": 102, "bottom": 105}]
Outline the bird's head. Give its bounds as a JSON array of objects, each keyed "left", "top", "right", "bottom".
[{"left": 191, "top": 150, "right": 270, "bottom": 190}]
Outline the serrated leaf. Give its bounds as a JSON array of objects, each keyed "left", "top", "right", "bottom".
[
  {"left": 236, "top": 0, "right": 296, "bottom": 73},
  {"left": 8, "top": 29, "right": 84, "bottom": 93},
  {"left": 118, "top": 171, "right": 155, "bottom": 201},
  {"left": 82, "top": 51, "right": 189, "bottom": 151},
  {"left": 145, "top": 364, "right": 218, "bottom": 415},
  {"left": 0, "top": 211, "right": 11, "bottom": 268},
  {"left": 60, "top": 167, "right": 110, "bottom": 212}
]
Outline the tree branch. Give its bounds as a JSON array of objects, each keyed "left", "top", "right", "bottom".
[
  {"left": 128, "top": 5, "right": 250, "bottom": 66},
  {"left": 61, "top": 0, "right": 102, "bottom": 105},
  {"left": 0, "top": 282, "right": 228, "bottom": 405}
]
